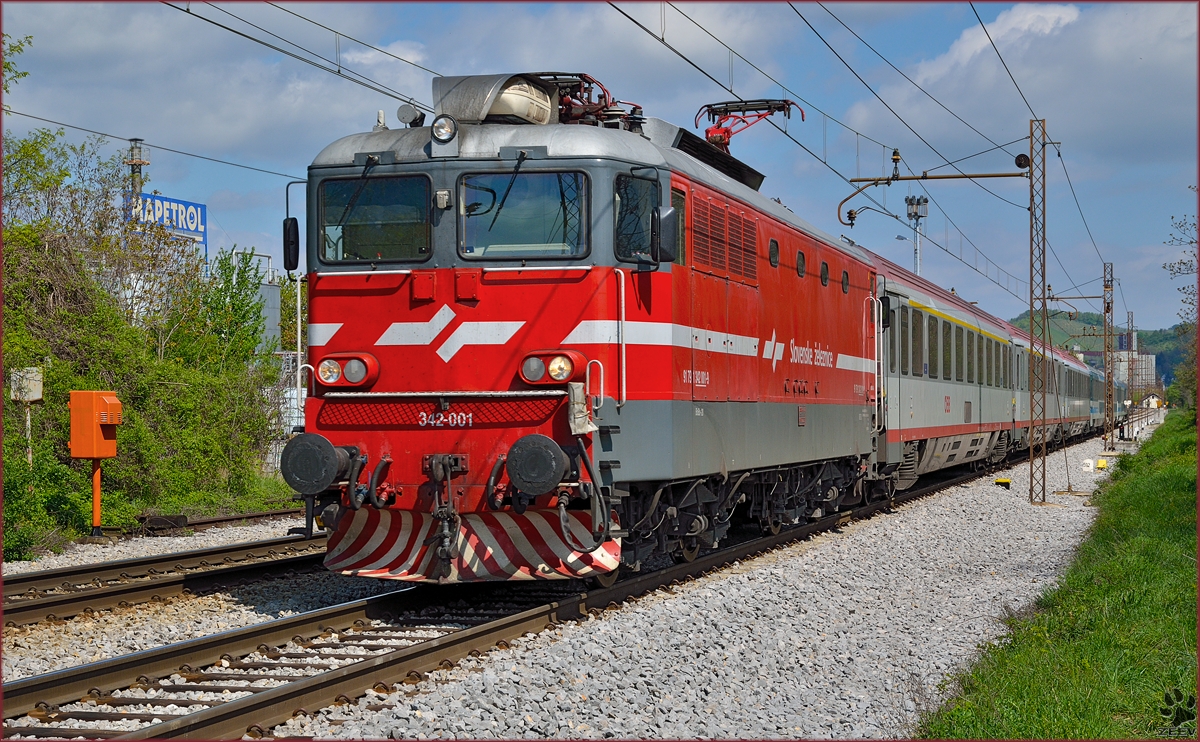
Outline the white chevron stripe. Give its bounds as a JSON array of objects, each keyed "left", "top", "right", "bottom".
[
  {"left": 561, "top": 320, "right": 759, "bottom": 357},
  {"left": 436, "top": 321, "right": 525, "bottom": 361},
  {"left": 376, "top": 305, "right": 455, "bottom": 346},
  {"left": 308, "top": 323, "right": 343, "bottom": 347}
]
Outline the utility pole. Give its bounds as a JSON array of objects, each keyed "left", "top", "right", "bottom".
[
  {"left": 123, "top": 138, "right": 149, "bottom": 219},
  {"left": 905, "top": 195, "right": 928, "bottom": 276},
  {"left": 1102, "top": 262, "right": 1115, "bottom": 451},
  {"left": 1028, "top": 119, "right": 1049, "bottom": 505},
  {"left": 1126, "top": 310, "right": 1137, "bottom": 401}
]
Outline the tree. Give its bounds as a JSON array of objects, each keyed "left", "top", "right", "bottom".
[
  {"left": 2, "top": 32, "right": 31, "bottom": 99},
  {"left": 1163, "top": 186, "right": 1197, "bottom": 408}
]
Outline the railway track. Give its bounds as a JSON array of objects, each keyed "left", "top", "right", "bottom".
[
  {"left": 2, "top": 467, "right": 981, "bottom": 740},
  {"left": 3, "top": 536, "right": 328, "bottom": 626}
]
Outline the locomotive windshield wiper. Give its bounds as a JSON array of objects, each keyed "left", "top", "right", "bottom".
[
  {"left": 333, "top": 155, "right": 380, "bottom": 230},
  {"left": 488, "top": 149, "right": 529, "bottom": 231}
]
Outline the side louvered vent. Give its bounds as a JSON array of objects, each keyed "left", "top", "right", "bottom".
[
  {"left": 740, "top": 217, "right": 757, "bottom": 281},
  {"left": 727, "top": 212, "right": 743, "bottom": 277},
  {"left": 709, "top": 203, "right": 727, "bottom": 271},
  {"left": 693, "top": 200, "right": 711, "bottom": 266},
  {"left": 691, "top": 198, "right": 757, "bottom": 282}
]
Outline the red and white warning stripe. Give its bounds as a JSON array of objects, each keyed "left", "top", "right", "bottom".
[{"left": 324, "top": 508, "right": 621, "bottom": 583}]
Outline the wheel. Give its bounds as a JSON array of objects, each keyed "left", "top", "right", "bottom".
[
  {"left": 673, "top": 537, "right": 701, "bottom": 563},
  {"left": 589, "top": 569, "right": 620, "bottom": 589},
  {"left": 759, "top": 517, "right": 782, "bottom": 536}
]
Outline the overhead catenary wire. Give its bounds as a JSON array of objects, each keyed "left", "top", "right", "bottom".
[
  {"left": 922, "top": 136, "right": 1029, "bottom": 174},
  {"left": 608, "top": 2, "right": 1024, "bottom": 301},
  {"left": 788, "top": 2, "right": 1027, "bottom": 211},
  {"left": 3, "top": 108, "right": 305, "bottom": 180},
  {"left": 264, "top": 2, "right": 443, "bottom": 78},
  {"left": 969, "top": 2, "right": 1038, "bottom": 121},
  {"left": 817, "top": 2, "right": 1023, "bottom": 160},
  {"left": 162, "top": 2, "right": 433, "bottom": 112}
]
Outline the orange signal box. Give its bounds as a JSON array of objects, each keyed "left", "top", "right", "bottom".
[{"left": 69, "top": 391, "right": 123, "bottom": 459}]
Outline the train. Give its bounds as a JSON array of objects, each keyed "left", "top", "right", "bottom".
[{"left": 278, "top": 72, "right": 1128, "bottom": 585}]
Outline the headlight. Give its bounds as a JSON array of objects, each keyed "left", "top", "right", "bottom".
[
  {"left": 431, "top": 114, "right": 458, "bottom": 143},
  {"left": 547, "top": 355, "right": 574, "bottom": 381},
  {"left": 522, "top": 356, "right": 546, "bottom": 382},
  {"left": 317, "top": 359, "right": 342, "bottom": 384},
  {"left": 343, "top": 358, "right": 367, "bottom": 384}
]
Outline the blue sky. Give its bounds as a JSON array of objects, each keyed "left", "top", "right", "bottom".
[{"left": 3, "top": 2, "right": 1196, "bottom": 329}]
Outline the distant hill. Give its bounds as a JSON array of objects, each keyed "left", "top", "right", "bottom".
[{"left": 1008, "top": 311, "right": 1186, "bottom": 384}]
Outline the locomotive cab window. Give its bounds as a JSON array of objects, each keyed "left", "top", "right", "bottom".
[
  {"left": 614, "top": 174, "right": 659, "bottom": 262},
  {"left": 459, "top": 171, "right": 589, "bottom": 259},
  {"left": 320, "top": 175, "right": 432, "bottom": 263},
  {"left": 820, "top": 261, "right": 829, "bottom": 286},
  {"left": 671, "top": 188, "right": 687, "bottom": 265}
]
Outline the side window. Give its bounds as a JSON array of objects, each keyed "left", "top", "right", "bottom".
[
  {"left": 820, "top": 261, "right": 830, "bottom": 286},
  {"left": 986, "top": 338, "right": 994, "bottom": 386},
  {"left": 768, "top": 239, "right": 780, "bottom": 268},
  {"left": 671, "top": 188, "right": 686, "bottom": 266},
  {"left": 841, "top": 270, "right": 850, "bottom": 294},
  {"left": 614, "top": 174, "right": 659, "bottom": 261},
  {"left": 967, "top": 332, "right": 975, "bottom": 383},
  {"left": 796, "top": 250, "right": 806, "bottom": 277},
  {"left": 900, "top": 307, "right": 910, "bottom": 375},
  {"left": 927, "top": 315, "right": 938, "bottom": 379},
  {"left": 954, "top": 326, "right": 964, "bottom": 381},
  {"left": 977, "top": 335, "right": 984, "bottom": 385},
  {"left": 889, "top": 310, "right": 897, "bottom": 373},
  {"left": 912, "top": 310, "right": 924, "bottom": 377},
  {"left": 942, "top": 321, "right": 953, "bottom": 380}
]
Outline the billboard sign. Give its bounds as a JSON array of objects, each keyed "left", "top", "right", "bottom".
[{"left": 131, "top": 193, "right": 207, "bottom": 246}]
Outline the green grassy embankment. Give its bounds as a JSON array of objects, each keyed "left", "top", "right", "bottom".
[{"left": 919, "top": 410, "right": 1197, "bottom": 738}]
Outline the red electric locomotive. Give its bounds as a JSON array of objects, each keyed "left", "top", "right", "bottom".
[{"left": 280, "top": 72, "right": 1111, "bottom": 584}]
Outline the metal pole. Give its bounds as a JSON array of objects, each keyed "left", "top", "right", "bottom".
[
  {"left": 1103, "top": 263, "right": 1115, "bottom": 449},
  {"left": 91, "top": 459, "right": 103, "bottom": 537},
  {"left": 1028, "top": 119, "right": 1049, "bottom": 505},
  {"left": 915, "top": 219, "right": 922, "bottom": 277},
  {"left": 25, "top": 402, "right": 32, "bottom": 467}
]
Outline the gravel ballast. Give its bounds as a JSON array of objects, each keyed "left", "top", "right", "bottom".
[
  {"left": 2, "top": 572, "right": 409, "bottom": 682},
  {"left": 1, "top": 517, "right": 306, "bottom": 575},
  {"left": 274, "top": 437, "right": 1113, "bottom": 739}
]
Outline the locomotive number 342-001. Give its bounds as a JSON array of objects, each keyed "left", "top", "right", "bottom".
[{"left": 418, "top": 411, "right": 474, "bottom": 428}]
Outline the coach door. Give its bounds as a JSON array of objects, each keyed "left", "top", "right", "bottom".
[{"left": 882, "top": 292, "right": 907, "bottom": 461}]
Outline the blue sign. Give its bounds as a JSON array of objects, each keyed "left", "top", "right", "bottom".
[{"left": 131, "top": 193, "right": 207, "bottom": 246}]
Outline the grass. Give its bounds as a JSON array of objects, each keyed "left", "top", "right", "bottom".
[{"left": 918, "top": 410, "right": 1197, "bottom": 739}]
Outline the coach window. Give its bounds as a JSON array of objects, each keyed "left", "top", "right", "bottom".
[
  {"left": 796, "top": 250, "right": 806, "bottom": 277},
  {"left": 671, "top": 188, "right": 687, "bottom": 265},
  {"left": 320, "top": 175, "right": 432, "bottom": 263},
  {"left": 889, "top": 310, "right": 897, "bottom": 373},
  {"left": 769, "top": 239, "right": 780, "bottom": 268},
  {"left": 954, "top": 326, "right": 964, "bottom": 381},
  {"left": 942, "top": 321, "right": 953, "bottom": 380},
  {"left": 900, "top": 307, "right": 910, "bottom": 375},
  {"left": 912, "top": 310, "right": 924, "bottom": 377},
  {"left": 977, "top": 336, "right": 985, "bottom": 385},
  {"left": 927, "top": 315, "right": 938, "bottom": 379},
  {"left": 986, "top": 339, "right": 994, "bottom": 386},
  {"left": 820, "top": 261, "right": 830, "bottom": 286},
  {"left": 967, "top": 332, "right": 975, "bottom": 383},
  {"left": 841, "top": 270, "right": 850, "bottom": 294}
]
